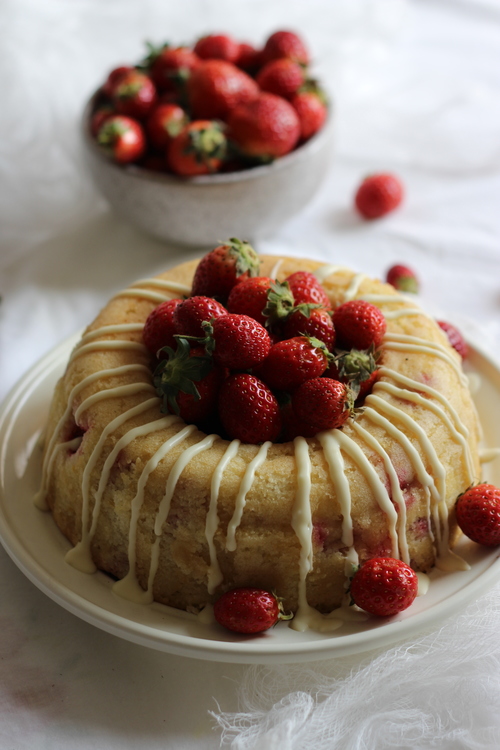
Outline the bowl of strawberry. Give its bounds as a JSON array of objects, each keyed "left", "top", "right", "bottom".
[{"left": 82, "top": 30, "right": 332, "bottom": 246}]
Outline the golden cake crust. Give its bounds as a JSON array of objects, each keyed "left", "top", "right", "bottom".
[{"left": 40, "top": 255, "right": 482, "bottom": 614}]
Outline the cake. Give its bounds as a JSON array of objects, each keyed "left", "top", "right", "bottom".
[{"left": 35, "top": 252, "right": 482, "bottom": 629}]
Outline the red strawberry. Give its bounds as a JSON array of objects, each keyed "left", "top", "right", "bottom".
[
  {"left": 173, "top": 295, "right": 227, "bottom": 337},
  {"left": 149, "top": 45, "right": 200, "bottom": 92},
  {"left": 153, "top": 339, "right": 221, "bottom": 423},
  {"left": 333, "top": 300, "right": 386, "bottom": 350},
  {"left": 290, "top": 89, "right": 327, "bottom": 141},
  {"left": 292, "top": 377, "right": 353, "bottom": 432},
  {"left": 456, "top": 484, "right": 500, "bottom": 546},
  {"left": 188, "top": 60, "right": 259, "bottom": 121},
  {"left": 218, "top": 373, "right": 282, "bottom": 443},
  {"left": 102, "top": 65, "right": 134, "bottom": 98},
  {"left": 191, "top": 239, "right": 260, "bottom": 301},
  {"left": 261, "top": 30, "right": 309, "bottom": 66},
  {"left": 203, "top": 314, "right": 271, "bottom": 370},
  {"left": 167, "top": 120, "right": 227, "bottom": 176},
  {"left": 146, "top": 103, "right": 188, "bottom": 150},
  {"left": 194, "top": 33, "right": 240, "bottom": 63},
  {"left": 386, "top": 264, "right": 419, "bottom": 294},
  {"left": 111, "top": 70, "right": 158, "bottom": 120},
  {"left": 143, "top": 298, "right": 183, "bottom": 356},
  {"left": 437, "top": 320, "right": 468, "bottom": 359},
  {"left": 235, "top": 42, "right": 262, "bottom": 73},
  {"left": 355, "top": 173, "right": 404, "bottom": 219},
  {"left": 227, "top": 93, "right": 300, "bottom": 160},
  {"left": 257, "top": 336, "right": 331, "bottom": 391},
  {"left": 282, "top": 305, "right": 335, "bottom": 350},
  {"left": 285, "top": 271, "right": 331, "bottom": 308},
  {"left": 97, "top": 115, "right": 146, "bottom": 164},
  {"left": 226, "top": 276, "right": 274, "bottom": 325},
  {"left": 350, "top": 557, "right": 418, "bottom": 616},
  {"left": 90, "top": 104, "right": 114, "bottom": 137},
  {"left": 256, "top": 58, "right": 305, "bottom": 100},
  {"left": 326, "top": 347, "right": 380, "bottom": 401},
  {"left": 214, "top": 588, "right": 291, "bottom": 633}
]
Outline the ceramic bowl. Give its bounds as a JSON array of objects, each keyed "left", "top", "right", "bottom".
[{"left": 81, "top": 94, "right": 334, "bottom": 247}]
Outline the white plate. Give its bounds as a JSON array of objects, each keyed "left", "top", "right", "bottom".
[{"left": 0, "top": 334, "right": 499, "bottom": 664}]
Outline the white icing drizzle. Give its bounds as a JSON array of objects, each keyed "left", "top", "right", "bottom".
[
  {"left": 74, "top": 382, "right": 156, "bottom": 424},
  {"left": 269, "top": 258, "right": 283, "bottom": 280},
  {"left": 416, "top": 572, "right": 430, "bottom": 596},
  {"left": 480, "top": 448, "right": 500, "bottom": 463},
  {"left": 112, "top": 277, "right": 191, "bottom": 304},
  {"left": 225, "top": 442, "right": 271, "bottom": 552},
  {"left": 343, "top": 273, "right": 368, "bottom": 302},
  {"left": 131, "top": 278, "right": 191, "bottom": 295},
  {"left": 384, "top": 308, "right": 431, "bottom": 321},
  {"left": 351, "top": 420, "right": 410, "bottom": 564},
  {"left": 80, "top": 324, "right": 145, "bottom": 343},
  {"left": 113, "top": 423, "right": 197, "bottom": 603},
  {"left": 69, "top": 339, "right": 148, "bottom": 364},
  {"left": 313, "top": 264, "right": 351, "bottom": 283},
  {"left": 383, "top": 333, "right": 468, "bottom": 386},
  {"left": 206, "top": 439, "right": 240, "bottom": 595}
]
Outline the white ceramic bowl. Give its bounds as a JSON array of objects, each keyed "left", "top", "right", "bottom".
[{"left": 81, "top": 94, "right": 334, "bottom": 247}]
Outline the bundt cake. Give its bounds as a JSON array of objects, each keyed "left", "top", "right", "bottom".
[{"left": 35, "top": 250, "right": 482, "bottom": 631}]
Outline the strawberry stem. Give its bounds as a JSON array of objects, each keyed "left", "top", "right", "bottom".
[{"left": 153, "top": 337, "right": 213, "bottom": 414}]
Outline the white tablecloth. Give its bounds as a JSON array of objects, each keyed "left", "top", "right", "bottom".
[{"left": 1, "top": 1, "right": 500, "bottom": 747}]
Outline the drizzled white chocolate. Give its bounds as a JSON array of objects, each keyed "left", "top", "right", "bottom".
[{"left": 37, "top": 269, "right": 481, "bottom": 631}]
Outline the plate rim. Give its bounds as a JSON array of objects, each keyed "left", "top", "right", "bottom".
[{"left": 0, "top": 332, "right": 499, "bottom": 663}]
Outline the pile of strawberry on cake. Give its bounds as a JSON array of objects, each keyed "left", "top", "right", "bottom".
[
  {"left": 143, "top": 238, "right": 384, "bottom": 444},
  {"left": 90, "top": 29, "right": 328, "bottom": 174}
]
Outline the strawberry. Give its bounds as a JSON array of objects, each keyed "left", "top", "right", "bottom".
[
  {"left": 282, "top": 305, "right": 335, "bottom": 350},
  {"left": 188, "top": 60, "right": 259, "bottom": 121},
  {"left": 355, "top": 173, "right": 404, "bottom": 219},
  {"left": 256, "top": 58, "right": 305, "bottom": 100},
  {"left": 97, "top": 115, "right": 146, "bottom": 164},
  {"left": 102, "top": 65, "right": 134, "bottom": 98},
  {"left": 143, "top": 298, "right": 183, "bottom": 356},
  {"left": 173, "top": 295, "right": 227, "bottom": 337},
  {"left": 191, "top": 238, "right": 260, "bottom": 301},
  {"left": 227, "top": 93, "right": 300, "bottom": 160},
  {"left": 260, "top": 280, "right": 295, "bottom": 329},
  {"left": 292, "top": 377, "right": 353, "bottom": 432},
  {"left": 386, "top": 264, "right": 419, "bottom": 294},
  {"left": 194, "top": 33, "right": 240, "bottom": 63},
  {"left": 456, "top": 484, "right": 500, "bottom": 546},
  {"left": 349, "top": 557, "right": 418, "bottom": 616},
  {"left": 218, "top": 373, "right": 282, "bottom": 443},
  {"left": 285, "top": 271, "right": 331, "bottom": 308},
  {"left": 257, "top": 336, "right": 332, "bottom": 391},
  {"left": 146, "top": 103, "right": 188, "bottom": 150},
  {"left": 110, "top": 70, "right": 158, "bottom": 120},
  {"left": 326, "top": 346, "right": 380, "bottom": 401},
  {"left": 226, "top": 276, "right": 274, "bottom": 325},
  {"left": 149, "top": 45, "right": 200, "bottom": 93},
  {"left": 213, "top": 588, "right": 292, "bottom": 633},
  {"left": 202, "top": 314, "right": 271, "bottom": 370},
  {"left": 333, "top": 300, "right": 386, "bottom": 350},
  {"left": 90, "top": 104, "right": 114, "bottom": 137},
  {"left": 290, "top": 89, "right": 327, "bottom": 141},
  {"left": 437, "top": 320, "right": 468, "bottom": 359},
  {"left": 153, "top": 338, "right": 220, "bottom": 423},
  {"left": 235, "top": 42, "right": 262, "bottom": 73},
  {"left": 261, "top": 30, "right": 309, "bottom": 66},
  {"left": 167, "top": 120, "right": 227, "bottom": 176}
]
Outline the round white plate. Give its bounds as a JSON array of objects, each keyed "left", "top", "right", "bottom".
[{"left": 0, "top": 333, "right": 499, "bottom": 664}]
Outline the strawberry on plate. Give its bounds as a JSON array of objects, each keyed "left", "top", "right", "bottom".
[
  {"left": 456, "top": 484, "right": 500, "bottom": 546},
  {"left": 97, "top": 115, "right": 146, "bottom": 164},
  {"left": 282, "top": 304, "right": 335, "bottom": 350},
  {"left": 291, "top": 377, "right": 353, "bottom": 432},
  {"left": 194, "top": 33, "right": 240, "bottom": 63},
  {"left": 355, "top": 173, "right": 404, "bottom": 219},
  {"left": 188, "top": 59, "right": 259, "bottom": 121},
  {"left": 191, "top": 239, "right": 260, "bottom": 301},
  {"left": 256, "top": 58, "right": 305, "bottom": 100},
  {"left": 333, "top": 300, "right": 386, "bottom": 351},
  {"left": 437, "top": 320, "right": 468, "bottom": 359},
  {"left": 261, "top": 30, "right": 309, "bottom": 66},
  {"left": 386, "top": 264, "right": 419, "bottom": 294},
  {"left": 257, "top": 335, "right": 332, "bottom": 391},
  {"left": 167, "top": 120, "right": 227, "bottom": 176},
  {"left": 214, "top": 588, "right": 292, "bottom": 633},
  {"left": 227, "top": 92, "right": 300, "bottom": 160},
  {"left": 349, "top": 557, "right": 418, "bottom": 616},
  {"left": 226, "top": 276, "right": 274, "bottom": 326},
  {"left": 110, "top": 70, "right": 158, "bottom": 120},
  {"left": 285, "top": 271, "right": 331, "bottom": 308},
  {"left": 218, "top": 373, "right": 282, "bottom": 443},
  {"left": 203, "top": 314, "right": 271, "bottom": 370}
]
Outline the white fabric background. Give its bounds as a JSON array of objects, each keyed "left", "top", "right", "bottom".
[{"left": 1, "top": 1, "right": 500, "bottom": 747}]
